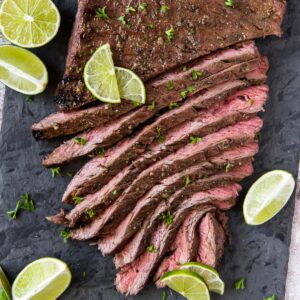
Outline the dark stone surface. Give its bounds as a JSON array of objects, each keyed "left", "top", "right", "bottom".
[{"left": 0, "top": 1, "right": 299, "bottom": 299}]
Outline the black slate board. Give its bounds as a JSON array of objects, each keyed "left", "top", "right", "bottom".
[{"left": 1, "top": 1, "right": 300, "bottom": 299}]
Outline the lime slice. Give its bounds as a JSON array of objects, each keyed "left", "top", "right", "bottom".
[
  {"left": 0, "top": 0, "right": 60, "bottom": 48},
  {"left": 160, "top": 269, "right": 210, "bottom": 300},
  {"left": 0, "top": 45, "right": 48, "bottom": 95},
  {"left": 84, "top": 44, "right": 121, "bottom": 104},
  {"left": 115, "top": 67, "right": 146, "bottom": 104},
  {"left": 243, "top": 170, "right": 295, "bottom": 225},
  {"left": 0, "top": 266, "right": 11, "bottom": 300},
  {"left": 12, "top": 257, "right": 71, "bottom": 300},
  {"left": 180, "top": 262, "right": 225, "bottom": 295}
]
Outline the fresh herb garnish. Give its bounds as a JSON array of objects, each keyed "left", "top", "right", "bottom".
[
  {"left": 148, "top": 101, "right": 156, "bottom": 111},
  {"left": 126, "top": 6, "right": 136, "bottom": 13},
  {"left": 74, "top": 137, "right": 88, "bottom": 145},
  {"left": 161, "top": 192, "right": 169, "bottom": 199},
  {"left": 180, "top": 86, "right": 195, "bottom": 99},
  {"left": 167, "top": 80, "right": 174, "bottom": 91},
  {"left": 132, "top": 101, "right": 141, "bottom": 107},
  {"left": 7, "top": 200, "right": 21, "bottom": 219},
  {"left": 160, "top": 5, "right": 170, "bottom": 13},
  {"left": 168, "top": 102, "right": 179, "bottom": 110},
  {"left": 73, "top": 196, "right": 84, "bottom": 205},
  {"left": 95, "top": 148, "right": 105, "bottom": 157},
  {"left": 148, "top": 24, "right": 155, "bottom": 29},
  {"left": 189, "top": 136, "right": 203, "bottom": 144},
  {"left": 263, "top": 296, "right": 276, "bottom": 300},
  {"left": 139, "top": 3, "right": 147, "bottom": 10},
  {"left": 225, "top": 162, "right": 233, "bottom": 173},
  {"left": 87, "top": 209, "right": 96, "bottom": 219},
  {"left": 165, "top": 27, "right": 175, "bottom": 42},
  {"left": 95, "top": 7, "right": 109, "bottom": 19},
  {"left": 185, "top": 175, "right": 191, "bottom": 187},
  {"left": 118, "top": 15, "right": 130, "bottom": 27},
  {"left": 51, "top": 167, "right": 61, "bottom": 177},
  {"left": 192, "top": 70, "right": 204, "bottom": 81},
  {"left": 234, "top": 278, "right": 245, "bottom": 290},
  {"left": 162, "top": 290, "right": 167, "bottom": 300},
  {"left": 156, "top": 127, "right": 166, "bottom": 143},
  {"left": 160, "top": 211, "right": 174, "bottom": 225},
  {"left": 225, "top": 0, "right": 234, "bottom": 8},
  {"left": 26, "top": 95, "right": 34, "bottom": 102},
  {"left": 248, "top": 98, "right": 254, "bottom": 106},
  {"left": 113, "top": 189, "right": 118, "bottom": 196},
  {"left": 60, "top": 230, "right": 71, "bottom": 243},
  {"left": 20, "top": 193, "right": 35, "bottom": 212},
  {"left": 147, "top": 244, "right": 157, "bottom": 253}
]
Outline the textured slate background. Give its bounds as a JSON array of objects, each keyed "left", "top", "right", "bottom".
[{"left": 0, "top": 1, "right": 300, "bottom": 299}]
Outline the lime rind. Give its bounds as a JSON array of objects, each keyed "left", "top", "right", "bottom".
[
  {"left": 243, "top": 170, "right": 295, "bottom": 225},
  {"left": 161, "top": 269, "right": 210, "bottom": 300},
  {"left": 0, "top": 266, "right": 12, "bottom": 300},
  {"left": 12, "top": 257, "right": 71, "bottom": 300},
  {"left": 84, "top": 44, "right": 121, "bottom": 104},
  {"left": 115, "top": 67, "right": 146, "bottom": 104},
  {"left": 0, "top": 0, "right": 61, "bottom": 48},
  {"left": 180, "top": 262, "right": 225, "bottom": 295},
  {"left": 0, "top": 45, "right": 48, "bottom": 94}
]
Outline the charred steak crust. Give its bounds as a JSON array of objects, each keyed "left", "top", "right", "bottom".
[{"left": 56, "top": 0, "right": 285, "bottom": 110}]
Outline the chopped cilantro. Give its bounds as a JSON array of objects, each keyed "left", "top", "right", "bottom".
[
  {"left": 95, "top": 7, "right": 109, "bottom": 19},
  {"left": 87, "top": 209, "right": 96, "bottom": 219},
  {"left": 168, "top": 102, "right": 179, "bottom": 110},
  {"left": 185, "top": 175, "right": 191, "bottom": 187},
  {"left": 147, "top": 244, "right": 157, "bottom": 253},
  {"left": 73, "top": 196, "right": 84, "bottom": 205},
  {"left": 139, "top": 3, "right": 147, "bottom": 10},
  {"left": 20, "top": 193, "right": 35, "bottom": 212},
  {"left": 225, "top": 162, "right": 233, "bottom": 173},
  {"left": 160, "top": 211, "right": 174, "bottom": 225},
  {"left": 161, "top": 5, "right": 170, "bottom": 13},
  {"left": 74, "top": 137, "right": 88, "bottom": 145},
  {"left": 192, "top": 70, "right": 204, "bottom": 81},
  {"left": 167, "top": 80, "right": 174, "bottom": 90},
  {"left": 118, "top": 15, "right": 130, "bottom": 27},
  {"left": 225, "top": 0, "right": 234, "bottom": 8},
  {"left": 126, "top": 6, "right": 136, "bottom": 13},
  {"left": 189, "top": 136, "right": 203, "bottom": 144},
  {"left": 148, "top": 24, "right": 155, "bottom": 29},
  {"left": 234, "top": 278, "right": 245, "bottom": 290},
  {"left": 263, "top": 296, "right": 276, "bottom": 300},
  {"left": 148, "top": 101, "right": 156, "bottom": 111},
  {"left": 60, "top": 229, "right": 71, "bottom": 243},
  {"left": 7, "top": 200, "right": 21, "bottom": 219},
  {"left": 180, "top": 86, "right": 195, "bottom": 99},
  {"left": 95, "top": 148, "right": 105, "bottom": 157},
  {"left": 165, "top": 27, "right": 175, "bottom": 42},
  {"left": 156, "top": 127, "right": 166, "bottom": 143},
  {"left": 51, "top": 167, "right": 61, "bottom": 177}
]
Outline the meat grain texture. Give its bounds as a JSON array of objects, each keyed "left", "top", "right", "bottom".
[{"left": 37, "top": 0, "right": 287, "bottom": 296}]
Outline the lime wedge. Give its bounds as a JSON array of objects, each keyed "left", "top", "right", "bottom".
[
  {"left": 180, "top": 262, "right": 225, "bottom": 295},
  {"left": 0, "top": 266, "right": 11, "bottom": 300},
  {"left": 84, "top": 44, "right": 121, "bottom": 104},
  {"left": 115, "top": 67, "right": 146, "bottom": 104},
  {"left": 0, "top": 45, "right": 48, "bottom": 95},
  {"left": 12, "top": 258, "right": 71, "bottom": 300},
  {"left": 160, "top": 269, "right": 210, "bottom": 300},
  {"left": 243, "top": 170, "right": 295, "bottom": 225},
  {"left": 0, "top": 0, "right": 60, "bottom": 48}
]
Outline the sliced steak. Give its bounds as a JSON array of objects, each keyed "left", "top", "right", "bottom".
[
  {"left": 154, "top": 211, "right": 227, "bottom": 287},
  {"left": 154, "top": 210, "right": 208, "bottom": 285},
  {"left": 114, "top": 146, "right": 257, "bottom": 269},
  {"left": 197, "top": 212, "right": 227, "bottom": 267},
  {"left": 69, "top": 118, "right": 262, "bottom": 241},
  {"left": 56, "top": 0, "right": 285, "bottom": 110},
  {"left": 62, "top": 84, "right": 267, "bottom": 203},
  {"left": 115, "top": 184, "right": 241, "bottom": 295},
  {"left": 34, "top": 41, "right": 261, "bottom": 139},
  {"left": 43, "top": 77, "right": 268, "bottom": 167},
  {"left": 98, "top": 162, "right": 253, "bottom": 256},
  {"left": 49, "top": 143, "right": 258, "bottom": 228}
]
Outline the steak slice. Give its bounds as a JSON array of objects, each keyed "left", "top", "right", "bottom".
[
  {"left": 43, "top": 76, "right": 268, "bottom": 167},
  {"left": 34, "top": 41, "right": 260, "bottom": 139},
  {"left": 48, "top": 143, "right": 258, "bottom": 228},
  {"left": 115, "top": 184, "right": 241, "bottom": 296},
  {"left": 69, "top": 118, "right": 262, "bottom": 241},
  {"left": 197, "top": 212, "right": 227, "bottom": 267},
  {"left": 154, "top": 211, "right": 227, "bottom": 287},
  {"left": 62, "top": 84, "right": 267, "bottom": 203},
  {"left": 114, "top": 145, "right": 257, "bottom": 269},
  {"left": 154, "top": 210, "right": 208, "bottom": 285},
  {"left": 56, "top": 0, "right": 285, "bottom": 110},
  {"left": 97, "top": 162, "right": 253, "bottom": 256}
]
